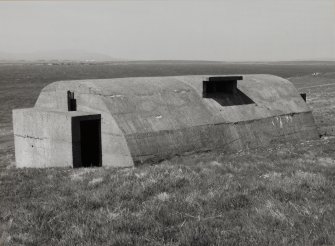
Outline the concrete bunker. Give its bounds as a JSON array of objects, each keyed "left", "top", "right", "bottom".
[{"left": 13, "top": 74, "right": 319, "bottom": 168}]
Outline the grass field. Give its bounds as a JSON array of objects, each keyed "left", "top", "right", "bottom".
[{"left": 1, "top": 61, "right": 335, "bottom": 245}]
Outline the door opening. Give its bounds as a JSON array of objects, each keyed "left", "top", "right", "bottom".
[
  {"left": 80, "top": 119, "right": 101, "bottom": 167},
  {"left": 72, "top": 115, "right": 102, "bottom": 168},
  {"left": 78, "top": 119, "right": 101, "bottom": 167}
]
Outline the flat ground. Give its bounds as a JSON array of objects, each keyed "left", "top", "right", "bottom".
[{"left": 0, "top": 61, "right": 335, "bottom": 245}]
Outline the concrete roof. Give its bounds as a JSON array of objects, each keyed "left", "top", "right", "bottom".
[{"left": 36, "top": 74, "right": 310, "bottom": 135}]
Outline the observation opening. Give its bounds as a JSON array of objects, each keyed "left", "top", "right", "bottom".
[{"left": 203, "top": 76, "right": 254, "bottom": 106}]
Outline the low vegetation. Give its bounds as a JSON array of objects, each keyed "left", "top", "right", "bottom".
[
  {"left": 1, "top": 137, "right": 335, "bottom": 245},
  {"left": 1, "top": 62, "right": 335, "bottom": 245}
]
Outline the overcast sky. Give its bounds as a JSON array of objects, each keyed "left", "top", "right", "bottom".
[{"left": 0, "top": 0, "right": 334, "bottom": 61}]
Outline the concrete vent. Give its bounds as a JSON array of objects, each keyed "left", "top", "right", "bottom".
[
  {"left": 300, "top": 93, "right": 307, "bottom": 102},
  {"left": 67, "top": 91, "right": 77, "bottom": 111},
  {"left": 203, "top": 76, "right": 254, "bottom": 106}
]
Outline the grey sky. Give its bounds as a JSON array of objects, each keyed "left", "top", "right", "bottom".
[{"left": 0, "top": 0, "right": 334, "bottom": 61}]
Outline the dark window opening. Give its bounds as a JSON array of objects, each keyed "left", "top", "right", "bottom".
[
  {"left": 72, "top": 118, "right": 102, "bottom": 168},
  {"left": 67, "top": 91, "right": 77, "bottom": 111},
  {"left": 203, "top": 76, "right": 254, "bottom": 106},
  {"left": 300, "top": 93, "right": 307, "bottom": 102}
]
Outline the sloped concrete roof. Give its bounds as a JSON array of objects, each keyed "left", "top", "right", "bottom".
[{"left": 36, "top": 74, "right": 310, "bottom": 135}]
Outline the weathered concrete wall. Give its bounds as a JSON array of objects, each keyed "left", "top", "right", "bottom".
[
  {"left": 13, "top": 109, "right": 73, "bottom": 168},
  {"left": 36, "top": 93, "right": 134, "bottom": 168},
  {"left": 13, "top": 109, "right": 102, "bottom": 168},
  {"left": 127, "top": 112, "right": 318, "bottom": 164},
  {"left": 30, "top": 74, "right": 319, "bottom": 167}
]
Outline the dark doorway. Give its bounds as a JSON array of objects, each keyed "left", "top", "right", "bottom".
[{"left": 79, "top": 119, "right": 101, "bottom": 167}]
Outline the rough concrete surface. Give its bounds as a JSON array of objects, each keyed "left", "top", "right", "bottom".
[
  {"left": 13, "top": 74, "right": 319, "bottom": 168},
  {"left": 13, "top": 109, "right": 100, "bottom": 168}
]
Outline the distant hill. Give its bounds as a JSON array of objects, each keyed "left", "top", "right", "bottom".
[{"left": 0, "top": 50, "right": 123, "bottom": 62}]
